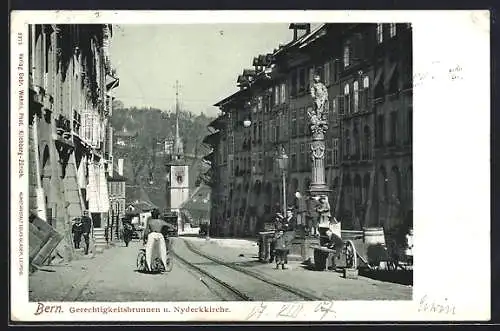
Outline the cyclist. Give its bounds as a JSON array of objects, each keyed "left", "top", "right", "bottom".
[{"left": 143, "top": 208, "right": 170, "bottom": 272}]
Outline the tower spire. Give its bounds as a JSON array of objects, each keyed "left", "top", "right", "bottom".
[{"left": 174, "top": 80, "right": 184, "bottom": 159}]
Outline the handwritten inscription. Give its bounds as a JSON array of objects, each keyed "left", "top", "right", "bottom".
[
  {"left": 246, "top": 302, "right": 267, "bottom": 320},
  {"left": 314, "top": 301, "right": 337, "bottom": 320},
  {"left": 413, "top": 62, "right": 464, "bottom": 88},
  {"left": 277, "top": 303, "right": 303, "bottom": 318},
  {"left": 448, "top": 64, "right": 463, "bottom": 81},
  {"left": 247, "top": 301, "right": 337, "bottom": 321},
  {"left": 418, "top": 295, "right": 456, "bottom": 315}
]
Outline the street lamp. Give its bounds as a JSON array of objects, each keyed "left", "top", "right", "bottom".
[
  {"left": 276, "top": 145, "right": 289, "bottom": 217},
  {"left": 243, "top": 119, "right": 252, "bottom": 128}
]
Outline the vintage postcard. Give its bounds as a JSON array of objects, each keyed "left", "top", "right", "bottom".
[{"left": 10, "top": 10, "right": 490, "bottom": 322}]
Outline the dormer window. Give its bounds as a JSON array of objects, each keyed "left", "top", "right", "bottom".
[
  {"left": 343, "top": 43, "right": 351, "bottom": 68},
  {"left": 344, "top": 83, "right": 350, "bottom": 96},
  {"left": 377, "top": 23, "right": 384, "bottom": 44},
  {"left": 363, "top": 76, "right": 370, "bottom": 88},
  {"left": 353, "top": 81, "right": 359, "bottom": 113},
  {"left": 389, "top": 23, "right": 397, "bottom": 38},
  {"left": 280, "top": 82, "right": 286, "bottom": 104}
]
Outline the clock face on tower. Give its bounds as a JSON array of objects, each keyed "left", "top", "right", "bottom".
[{"left": 174, "top": 168, "right": 185, "bottom": 186}]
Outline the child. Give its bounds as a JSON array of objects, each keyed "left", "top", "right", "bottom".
[{"left": 274, "top": 230, "right": 289, "bottom": 270}]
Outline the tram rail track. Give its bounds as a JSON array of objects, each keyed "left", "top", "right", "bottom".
[
  {"left": 171, "top": 247, "right": 252, "bottom": 301},
  {"left": 172, "top": 238, "right": 322, "bottom": 301}
]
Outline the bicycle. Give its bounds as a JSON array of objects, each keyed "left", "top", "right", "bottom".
[{"left": 136, "top": 246, "right": 173, "bottom": 273}]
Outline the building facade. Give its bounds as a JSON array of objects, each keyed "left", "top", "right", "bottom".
[
  {"left": 164, "top": 96, "right": 190, "bottom": 232},
  {"left": 206, "top": 23, "right": 412, "bottom": 238},
  {"left": 107, "top": 158, "right": 127, "bottom": 237},
  {"left": 28, "top": 24, "right": 119, "bottom": 256}
]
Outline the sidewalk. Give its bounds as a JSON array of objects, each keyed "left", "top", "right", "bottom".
[
  {"left": 29, "top": 243, "right": 119, "bottom": 302},
  {"left": 183, "top": 237, "right": 412, "bottom": 300}
]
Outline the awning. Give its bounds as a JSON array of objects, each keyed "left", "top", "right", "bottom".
[
  {"left": 208, "top": 117, "right": 226, "bottom": 130},
  {"left": 203, "top": 152, "right": 215, "bottom": 163},
  {"left": 87, "top": 161, "right": 110, "bottom": 213},
  {"left": 98, "top": 161, "right": 110, "bottom": 212},
  {"left": 384, "top": 63, "right": 397, "bottom": 88},
  {"left": 202, "top": 131, "right": 220, "bottom": 146},
  {"left": 106, "top": 75, "right": 119, "bottom": 90},
  {"left": 213, "top": 88, "right": 249, "bottom": 107}
]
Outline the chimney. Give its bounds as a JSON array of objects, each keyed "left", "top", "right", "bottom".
[
  {"left": 289, "top": 23, "right": 298, "bottom": 41},
  {"left": 118, "top": 158, "right": 124, "bottom": 176},
  {"left": 289, "top": 23, "right": 311, "bottom": 41}
]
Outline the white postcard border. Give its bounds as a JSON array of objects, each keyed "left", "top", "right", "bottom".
[{"left": 10, "top": 10, "right": 491, "bottom": 322}]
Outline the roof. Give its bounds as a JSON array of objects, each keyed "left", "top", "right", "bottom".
[
  {"left": 213, "top": 88, "right": 250, "bottom": 107},
  {"left": 298, "top": 24, "right": 328, "bottom": 49},
  {"left": 107, "top": 170, "right": 127, "bottom": 182},
  {"left": 126, "top": 201, "right": 155, "bottom": 213},
  {"left": 202, "top": 151, "right": 215, "bottom": 164},
  {"left": 202, "top": 131, "right": 221, "bottom": 146},
  {"left": 208, "top": 116, "right": 226, "bottom": 130},
  {"left": 115, "top": 130, "right": 137, "bottom": 138},
  {"left": 179, "top": 184, "right": 211, "bottom": 212},
  {"left": 126, "top": 186, "right": 158, "bottom": 211},
  {"left": 274, "top": 23, "right": 327, "bottom": 57},
  {"left": 214, "top": 24, "right": 328, "bottom": 109}
]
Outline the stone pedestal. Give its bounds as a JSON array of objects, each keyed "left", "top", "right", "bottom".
[
  {"left": 258, "top": 231, "right": 274, "bottom": 263},
  {"left": 343, "top": 268, "right": 359, "bottom": 279},
  {"left": 313, "top": 246, "right": 336, "bottom": 271}
]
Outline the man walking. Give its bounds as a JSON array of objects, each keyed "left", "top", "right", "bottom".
[
  {"left": 81, "top": 210, "right": 92, "bottom": 255},
  {"left": 71, "top": 218, "right": 83, "bottom": 249}
]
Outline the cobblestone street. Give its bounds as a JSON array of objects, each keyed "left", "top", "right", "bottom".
[
  {"left": 184, "top": 237, "right": 412, "bottom": 301},
  {"left": 29, "top": 237, "right": 411, "bottom": 302},
  {"left": 29, "top": 240, "right": 222, "bottom": 302}
]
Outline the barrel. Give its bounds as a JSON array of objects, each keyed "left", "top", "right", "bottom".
[
  {"left": 314, "top": 248, "right": 327, "bottom": 271},
  {"left": 363, "top": 227, "right": 386, "bottom": 246}
]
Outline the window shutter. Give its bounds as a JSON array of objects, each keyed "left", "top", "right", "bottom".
[
  {"left": 308, "top": 67, "right": 314, "bottom": 90},
  {"left": 365, "top": 88, "right": 370, "bottom": 111},
  {"left": 345, "top": 94, "right": 351, "bottom": 114},
  {"left": 335, "top": 60, "right": 341, "bottom": 82},
  {"left": 324, "top": 61, "right": 330, "bottom": 85},
  {"left": 338, "top": 95, "right": 345, "bottom": 116},
  {"left": 359, "top": 89, "right": 365, "bottom": 111}
]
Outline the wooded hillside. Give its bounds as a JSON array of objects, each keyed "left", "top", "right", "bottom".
[{"left": 110, "top": 101, "right": 214, "bottom": 209}]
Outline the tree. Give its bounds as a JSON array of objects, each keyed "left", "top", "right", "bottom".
[{"left": 110, "top": 102, "right": 215, "bottom": 206}]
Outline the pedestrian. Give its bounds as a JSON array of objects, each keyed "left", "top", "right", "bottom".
[
  {"left": 142, "top": 208, "right": 170, "bottom": 272},
  {"left": 316, "top": 195, "right": 331, "bottom": 226},
  {"left": 81, "top": 210, "right": 92, "bottom": 255},
  {"left": 123, "top": 220, "right": 134, "bottom": 247},
  {"left": 71, "top": 218, "right": 83, "bottom": 249},
  {"left": 269, "top": 212, "right": 284, "bottom": 263},
  {"left": 274, "top": 229, "right": 289, "bottom": 270},
  {"left": 284, "top": 206, "right": 296, "bottom": 231},
  {"left": 323, "top": 228, "right": 342, "bottom": 270}
]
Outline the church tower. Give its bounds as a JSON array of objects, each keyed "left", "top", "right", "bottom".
[{"left": 165, "top": 80, "right": 190, "bottom": 232}]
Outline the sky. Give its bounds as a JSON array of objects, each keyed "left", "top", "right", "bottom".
[{"left": 108, "top": 24, "right": 318, "bottom": 117}]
